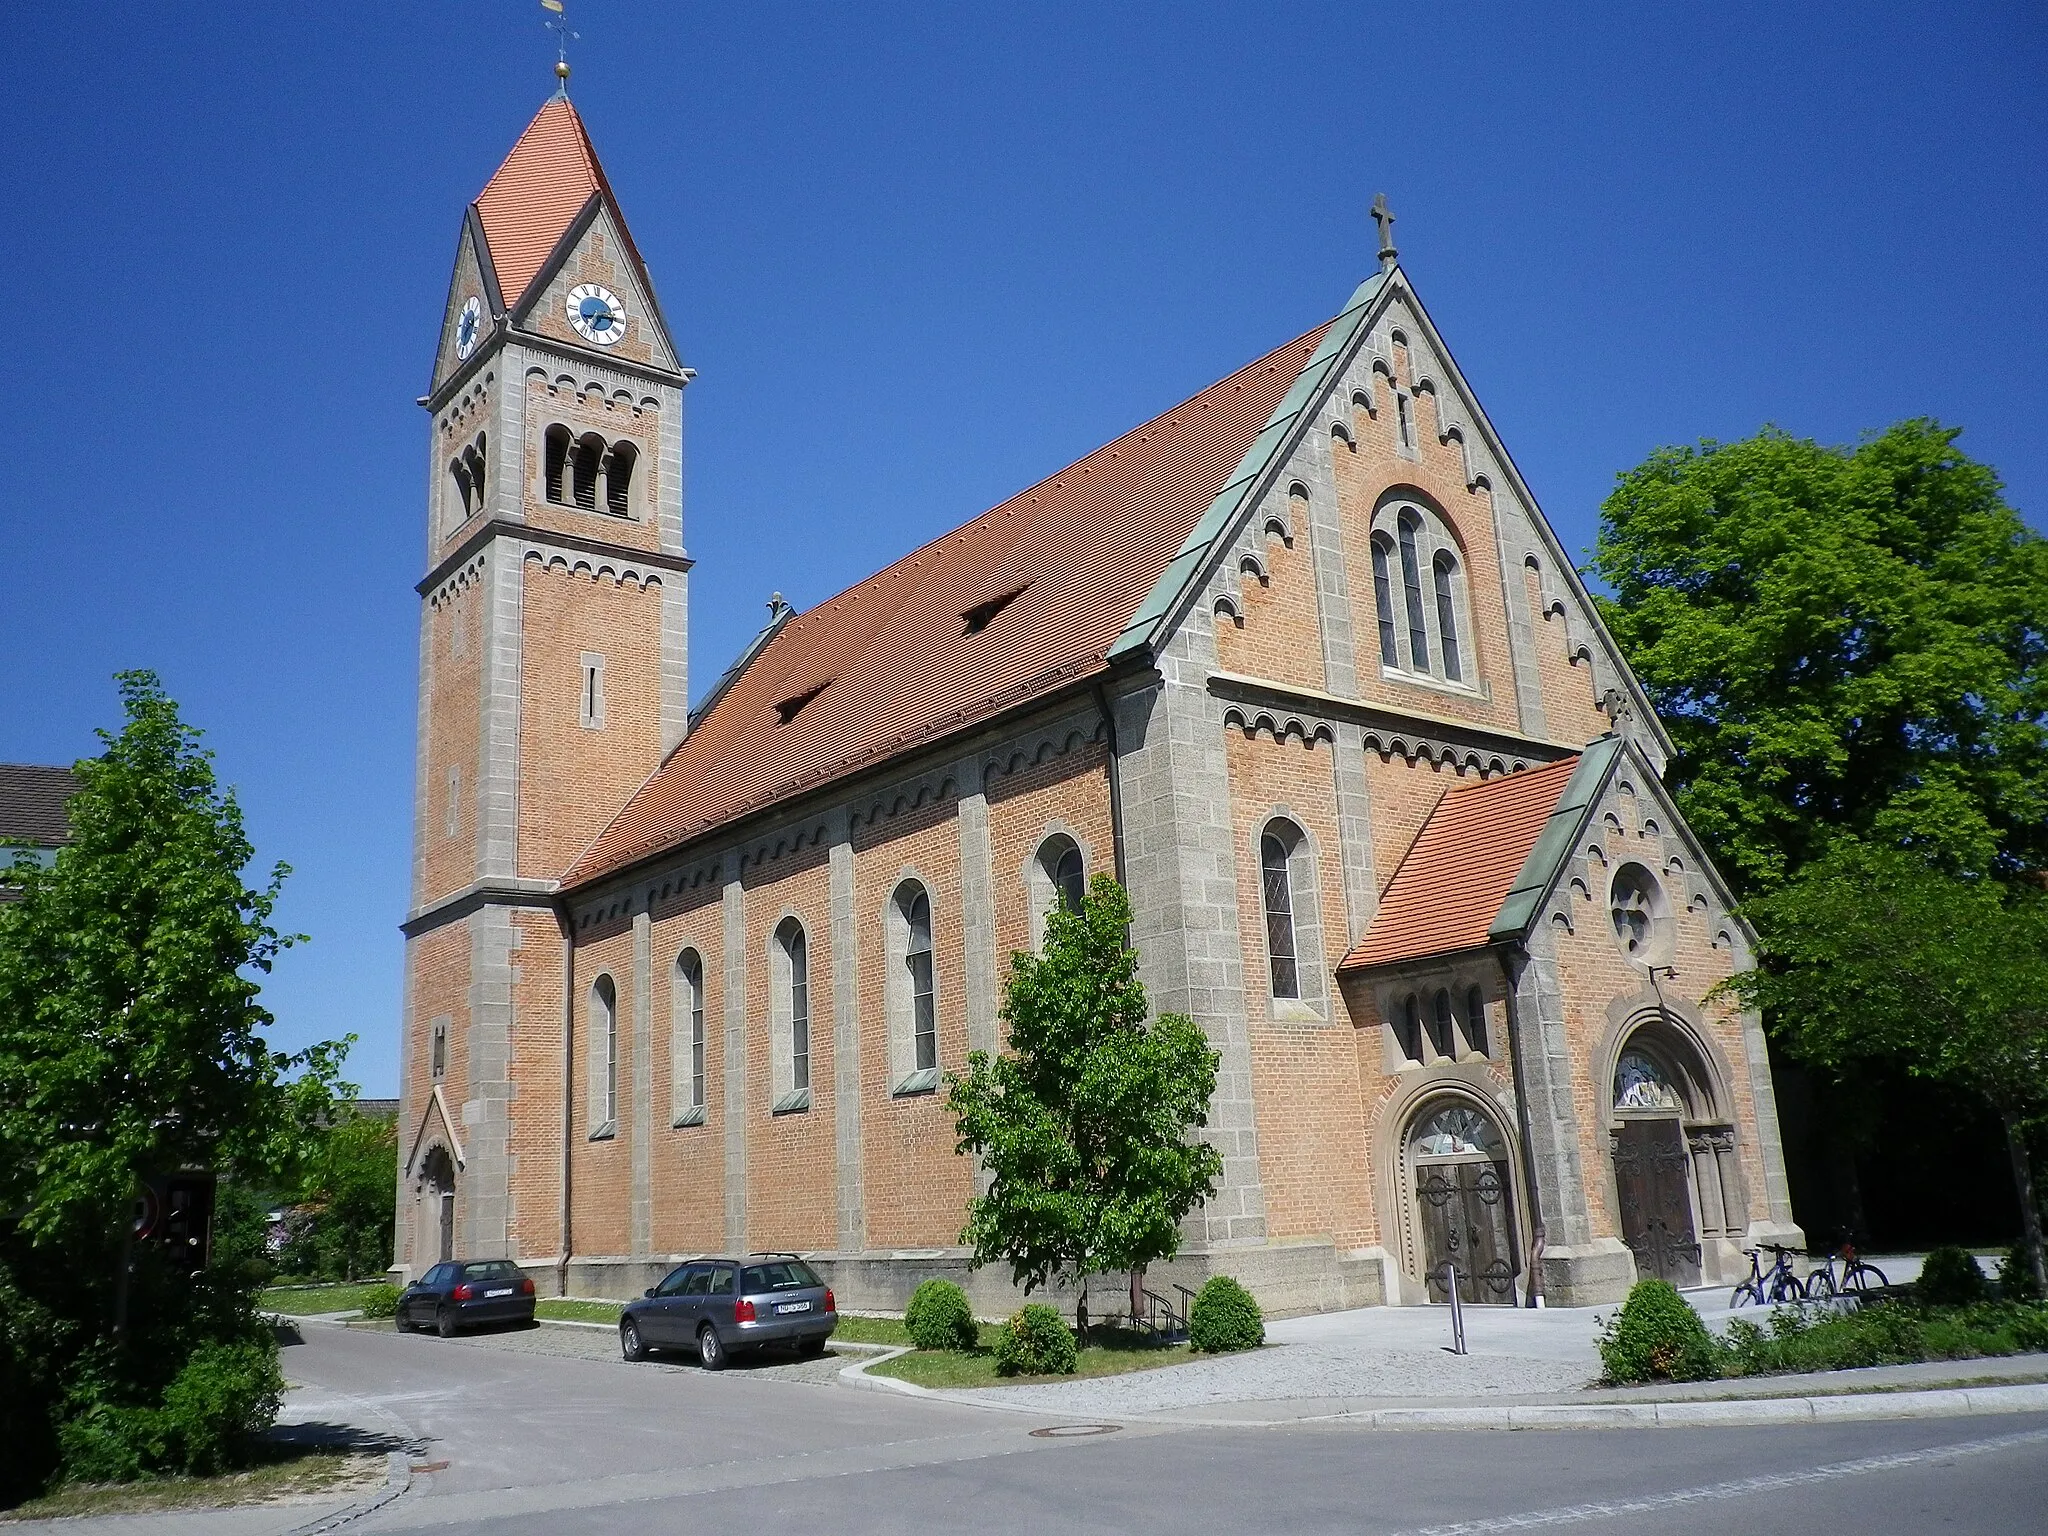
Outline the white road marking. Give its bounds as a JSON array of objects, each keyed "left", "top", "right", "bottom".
[{"left": 1395, "top": 1424, "right": 2048, "bottom": 1535}]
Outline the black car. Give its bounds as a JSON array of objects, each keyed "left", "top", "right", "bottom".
[
  {"left": 397, "top": 1258, "right": 537, "bottom": 1337},
  {"left": 620, "top": 1254, "right": 836, "bottom": 1369}
]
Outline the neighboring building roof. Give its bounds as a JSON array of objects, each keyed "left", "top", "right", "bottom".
[
  {"left": 0, "top": 763, "right": 79, "bottom": 848},
  {"left": 564, "top": 320, "right": 1334, "bottom": 887},
  {"left": 1338, "top": 750, "right": 1595, "bottom": 972},
  {"left": 473, "top": 97, "right": 653, "bottom": 316}
]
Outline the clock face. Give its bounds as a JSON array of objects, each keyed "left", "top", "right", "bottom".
[
  {"left": 455, "top": 295, "right": 483, "bottom": 360},
  {"left": 567, "top": 283, "right": 626, "bottom": 345}
]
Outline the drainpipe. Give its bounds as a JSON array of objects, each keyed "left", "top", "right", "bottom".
[
  {"left": 558, "top": 908, "right": 575, "bottom": 1300},
  {"left": 1090, "top": 682, "right": 1128, "bottom": 887},
  {"left": 1498, "top": 944, "right": 1547, "bottom": 1308}
]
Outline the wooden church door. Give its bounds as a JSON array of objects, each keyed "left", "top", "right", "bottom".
[{"left": 1613, "top": 1117, "right": 1701, "bottom": 1287}]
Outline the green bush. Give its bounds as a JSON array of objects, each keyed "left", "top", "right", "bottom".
[
  {"left": 993, "top": 1303, "right": 1076, "bottom": 1376},
  {"left": 1597, "top": 1279, "right": 1721, "bottom": 1384},
  {"left": 1187, "top": 1275, "right": 1264, "bottom": 1352},
  {"left": 1998, "top": 1246, "right": 2043, "bottom": 1303},
  {"left": 53, "top": 1332, "right": 284, "bottom": 1485},
  {"left": 1917, "top": 1246, "right": 1989, "bottom": 1307},
  {"left": 1721, "top": 1302, "right": 1924, "bottom": 1376},
  {"left": 903, "top": 1279, "right": 977, "bottom": 1353},
  {"left": 357, "top": 1283, "right": 402, "bottom": 1320}
]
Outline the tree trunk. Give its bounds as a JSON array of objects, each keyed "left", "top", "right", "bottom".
[
  {"left": 1075, "top": 1279, "right": 1088, "bottom": 1338},
  {"left": 1129, "top": 1265, "right": 1146, "bottom": 1329},
  {"left": 2002, "top": 1109, "right": 2048, "bottom": 1295}
]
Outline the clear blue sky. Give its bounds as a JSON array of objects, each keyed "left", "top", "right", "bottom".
[{"left": 2, "top": 2, "right": 2041, "bottom": 1095}]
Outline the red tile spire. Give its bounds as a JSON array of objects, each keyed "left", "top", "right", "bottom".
[{"left": 472, "top": 97, "right": 608, "bottom": 309}]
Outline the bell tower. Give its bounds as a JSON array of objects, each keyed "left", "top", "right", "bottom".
[{"left": 397, "top": 93, "right": 690, "bottom": 1273}]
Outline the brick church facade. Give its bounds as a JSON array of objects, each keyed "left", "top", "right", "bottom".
[{"left": 398, "top": 95, "right": 1802, "bottom": 1313}]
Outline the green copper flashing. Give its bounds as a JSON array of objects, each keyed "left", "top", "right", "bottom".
[
  {"left": 1108, "top": 269, "right": 1392, "bottom": 662},
  {"left": 1488, "top": 734, "right": 1626, "bottom": 943}
]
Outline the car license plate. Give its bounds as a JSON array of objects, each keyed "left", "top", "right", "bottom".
[
  {"left": 776, "top": 1300, "right": 811, "bottom": 1314},
  {"left": 485, "top": 1287, "right": 514, "bottom": 1298}
]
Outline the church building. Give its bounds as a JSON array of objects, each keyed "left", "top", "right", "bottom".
[{"left": 398, "top": 92, "right": 1803, "bottom": 1313}]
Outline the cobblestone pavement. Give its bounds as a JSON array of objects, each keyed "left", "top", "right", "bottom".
[{"left": 348, "top": 1317, "right": 859, "bottom": 1384}]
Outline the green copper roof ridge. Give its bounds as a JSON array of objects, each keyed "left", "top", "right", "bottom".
[
  {"left": 1487, "top": 734, "right": 1625, "bottom": 943},
  {"left": 1109, "top": 269, "right": 1391, "bottom": 660}
]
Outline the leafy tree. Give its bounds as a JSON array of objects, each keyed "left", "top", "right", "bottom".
[
  {"left": 279, "top": 1107, "right": 398, "bottom": 1281},
  {"left": 1718, "top": 845, "right": 2048, "bottom": 1290},
  {"left": 948, "top": 876, "right": 1222, "bottom": 1330},
  {"left": 0, "top": 672, "right": 345, "bottom": 1496},
  {"left": 1592, "top": 421, "right": 2047, "bottom": 893}
]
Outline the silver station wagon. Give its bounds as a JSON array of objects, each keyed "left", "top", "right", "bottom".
[{"left": 620, "top": 1253, "right": 837, "bottom": 1370}]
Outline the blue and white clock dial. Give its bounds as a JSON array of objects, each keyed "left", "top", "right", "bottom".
[
  {"left": 566, "top": 283, "right": 626, "bottom": 346},
  {"left": 455, "top": 295, "right": 484, "bottom": 360}
]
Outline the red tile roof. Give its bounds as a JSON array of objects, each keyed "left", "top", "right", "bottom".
[
  {"left": 474, "top": 98, "right": 618, "bottom": 310},
  {"left": 563, "top": 322, "right": 1333, "bottom": 887},
  {"left": 1338, "top": 754, "right": 1582, "bottom": 970}
]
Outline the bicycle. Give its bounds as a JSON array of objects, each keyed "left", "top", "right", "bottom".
[
  {"left": 1801, "top": 1234, "right": 1889, "bottom": 1299},
  {"left": 1730, "top": 1243, "right": 1807, "bottom": 1306}
]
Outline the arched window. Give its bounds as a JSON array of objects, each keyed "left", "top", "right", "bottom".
[
  {"left": 464, "top": 437, "right": 487, "bottom": 513},
  {"left": 1053, "top": 844, "right": 1085, "bottom": 913},
  {"left": 1398, "top": 512, "right": 1430, "bottom": 670},
  {"left": 1609, "top": 864, "right": 1664, "bottom": 959},
  {"left": 571, "top": 433, "right": 604, "bottom": 510},
  {"left": 1615, "top": 1049, "right": 1682, "bottom": 1112},
  {"left": 448, "top": 459, "right": 474, "bottom": 522},
  {"left": 673, "top": 951, "right": 705, "bottom": 1124},
  {"left": 1260, "top": 830, "right": 1299, "bottom": 1000},
  {"left": 1433, "top": 551, "right": 1462, "bottom": 682},
  {"left": 544, "top": 425, "right": 571, "bottom": 503},
  {"left": 1428, "top": 989, "right": 1456, "bottom": 1059},
  {"left": 1394, "top": 993, "right": 1423, "bottom": 1063},
  {"left": 1370, "top": 533, "right": 1399, "bottom": 668},
  {"left": 778, "top": 919, "right": 810, "bottom": 1094},
  {"left": 604, "top": 441, "right": 637, "bottom": 518},
  {"left": 905, "top": 889, "right": 936, "bottom": 1072},
  {"left": 590, "top": 974, "right": 618, "bottom": 1131},
  {"left": 1463, "top": 984, "right": 1488, "bottom": 1057},
  {"left": 1034, "top": 836, "right": 1086, "bottom": 944}
]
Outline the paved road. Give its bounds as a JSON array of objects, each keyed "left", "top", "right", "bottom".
[{"left": 254, "top": 1323, "right": 2048, "bottom": 1536}]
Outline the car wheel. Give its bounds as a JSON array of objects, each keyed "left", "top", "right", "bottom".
[
  {"left": 621, "top": 1318, "right": 647, "bottom": 1362},
  {"left": 435, "top": 1305, "right": 457, "bottom": 1339},
  {"left": 394, "top": 1311, "right": 414, "bottom": 1333},
  {"left": 698, "top": 1324, "right": 726, "bottom": 1372}
]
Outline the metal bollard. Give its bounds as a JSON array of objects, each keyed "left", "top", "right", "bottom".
[{"left": 1443, "top": 1263, "right": 1468, "bottom": 1355}]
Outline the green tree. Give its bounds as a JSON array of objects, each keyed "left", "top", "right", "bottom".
[
  {"left": 1718, "top": 845, "right": 2048, "bottom": 1290},
  {"left": 948, "top": 876, "right": 1222, "bottom": 1330},
  {"left": 1591, "top": 421, "right": 2048, "bottom": 892},
  {"left": 0, "top": 672, "right": 345, "bottom": 1496},
  {"left": 280, "top": 1107, "right": 398, "bottom": 1281}
]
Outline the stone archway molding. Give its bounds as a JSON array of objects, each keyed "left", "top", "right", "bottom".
[{"left": 405, "top": 1083, "right": 468, "bottom": 1179}]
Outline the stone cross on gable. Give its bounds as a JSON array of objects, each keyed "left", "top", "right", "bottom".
[{"left": 1372, "top": 194, "right": 1398, "bottom": 273}]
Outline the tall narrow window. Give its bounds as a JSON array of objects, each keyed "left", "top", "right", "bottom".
[
  {"left": 1396, "top": 389, "right": 1415, "bottom": 450},
  {"left": 463, "top": 440, "right": 487, "bottom": 513},
  {"left": 572, "top": 434, "right": 603, "bottom": 509},
  {"left": 1053, "top": 845, "right": 1085, "bottom": 913},
  {"left": 1428, "top": 989, "right": 1456, "bottom": 1059},
  {"left": 782, "top": 921, "right": 811, "bottom": 1093},
  {"left": 604, "top": 441, "right": 637, "bottom": 518},
  {"left": 675, "top": 952, "right": 705, "bottom": 1122},
  {"left": 592, "top": 975, "right": 618, "bottom": 1128},
  {"left": 1371, "top": 534, "right": 1399, "bottom": 668},
  {"left": 579, "top": 653, "right": 605, "bottom": 729},
  {"left": 544, "top": 425, "right": 571, "bottom": 503},
  {"left": 448, "top": 460, "right": 474, "bottom": 522},
  {"left": 906, "top": 891, "right": 936, "bottom": 1071},
  {"left": 1433, "top": 551, "right": 1462, "bottom": 682},
  {"left": 1261, "top": 831, "right": 1299, "bottom": 1000},
  {"left": 1398, "top": 513, "right": 1430, "bottom": 670},
  {"left": 1395, "top": 993, "right": 1423, "bottom": 1063},
  {"left": 431, "top": 1020, "right": 447, "bottom": 1081},
  {"left": 444, "top": 765, "right": 460, "bottom": 838},
  {"left": 1463, "top": 984, "right": 1489, "bottom": 1058}
]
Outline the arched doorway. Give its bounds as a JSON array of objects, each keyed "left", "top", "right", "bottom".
[
  {"left": 1605, "top": 1017, "right": 1747, "bottom": 1287},
  {"left": 417, "top": 1144, "right": 456, "bottom": 1267},
  {"left": 1408, "top": 1101, "right": 1518, "bottom": 1305}
]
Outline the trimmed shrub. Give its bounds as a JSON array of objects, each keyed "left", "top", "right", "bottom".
[
  {"left": 1188, "top": 1275, "right": 1264, "bottom": 1353},
  {"left": 357, "top": 1283, "right": 402, "bottom": 1320},
  {"left": 54, "top": 1333, "right": 284, "bottom": 1484},
  {"left": 1997, "top": 1246, "right": 2043, "bottom": 1303},
  {"left": 993, "top": 1303, "right": 1076, "bottom": 1376},
  {"left": 1917, "top": 1246, "right": 1988, "bottom": 1307},
  {"left": 1596, "top": 1279, "right": 1721, "bottom": 1384},
  {"left": 903, "top": 1279, "right": 977, "bottom": 1353}
]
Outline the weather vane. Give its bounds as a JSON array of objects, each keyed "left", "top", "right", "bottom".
[{"left": 541, "top": 0, "right": 578, "bottom": 94}]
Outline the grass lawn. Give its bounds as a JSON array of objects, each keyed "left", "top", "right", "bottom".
[
  {"left": 869, "top": 1337, "right": 1198, "bottom": 1389},
  {"left": 259, "top": 1282, "right": 390, "bottom": 1316},
  {"left": 536, "top": 1297, "right": 623, "bottom": 1325},
  {"left": 1, "top": 1447, "right": 384, "bottom": 1522}
]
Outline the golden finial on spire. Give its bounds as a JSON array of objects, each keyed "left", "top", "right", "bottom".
[{"left": 542, "top": 0, "right": 577, "bottom": 96}]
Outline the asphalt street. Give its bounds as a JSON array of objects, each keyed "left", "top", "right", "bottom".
[{"left": 255, "top": 1323, "right": 2048, "bottom": 1536}]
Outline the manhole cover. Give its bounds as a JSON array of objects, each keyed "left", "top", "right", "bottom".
[{"left": 1029, "top": 1423, "right": 1122, "bottom": 1438}]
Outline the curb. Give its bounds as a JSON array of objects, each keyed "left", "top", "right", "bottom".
[{"left": 276, "top": 1452, "right": 413, "bottom": 1536}]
